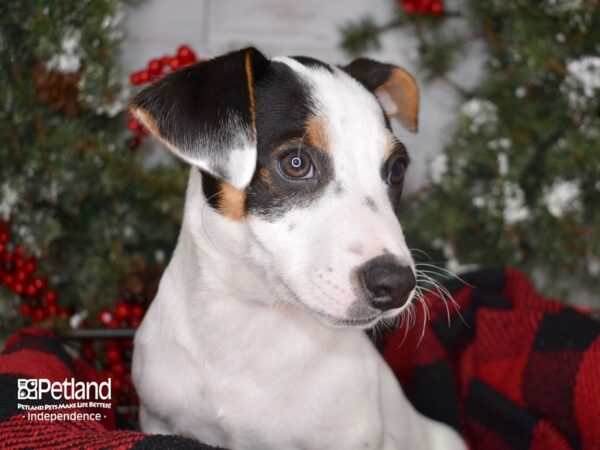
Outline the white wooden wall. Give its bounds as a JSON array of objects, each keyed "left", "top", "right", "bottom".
[{"left": 121, "top": 0, "right": 483, "bottom": 192}]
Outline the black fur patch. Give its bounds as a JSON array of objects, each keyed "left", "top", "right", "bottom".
[
  {"left": 133, "top": 48, "right": 269, "bottom": 182},
  {"left": 198, "top": 60, "right": 334, "bottom": 219},
  {"left": 291, "top": 56, "right": 334, "bottom": 73},
  {"left": 200, "top": 170, "right": 221, "bottom": 209},
  {"left": 342, "top": 58, "right": 393, "bottom": 92},
  {"left": 245, "top": 62, "right": 333, "bottom": 219}
]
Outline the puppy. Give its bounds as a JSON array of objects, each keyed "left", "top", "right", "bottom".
[{"left": 131, "top": 48, "right": 466, "bottom": 450}]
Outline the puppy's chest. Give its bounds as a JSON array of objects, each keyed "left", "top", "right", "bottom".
[{"left": 184, "top": 338, "right": 384, "bottom": 448}]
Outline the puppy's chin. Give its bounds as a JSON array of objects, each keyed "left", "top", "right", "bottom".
[{"left": 310, "top": 310, "right": 384, "bottom": 330}]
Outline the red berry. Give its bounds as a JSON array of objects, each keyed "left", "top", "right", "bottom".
[
  {"left": 148, "top": 59, "right": 162, "bottom": 75},
  {"left": 98, "top": 308, "right": 114, "bottom": 326},
  {"left": 32, "top": 277, "right": 47, "bottom": 290},
  {"left": 25, "top": 284, "right": 37, "bottom": 297},
  {"left": 14, "top": 257, "right": 25, "bottom": 270},
  {"left": 2, "top": 274, "right": 13, "bottom": 286},
  {"left": 32, "top": 307, "right": 45, "bottom": 323},
  {"left": 24, "top": 258, "right": 36, "bottom": 273},
  {"left": 113, "top": 363, "right": 126, "bottom": 377},
  {"left": 129, "top": 317, "right": 141, "bottom": 328},
  {"left": 169, "top": 57, "right": 181, "bottom": 70},
  {"left": 106, "top": 348, "right": 121, "bottom": 363},
  {"left": 16, "top": 271, "right": 28, "bottom": 283},
  {"left": 115, "top": 303, "right": 130, "bottom": 320},
  {"left": 139, "top": 71, "right": 150, "bottom": 83},
  {"left": 44, "top": 290, "right": 58, "bottom": 305},
  {"left": 177, "top": 45, "right": 192, "bottom": 57},
  {"left": 20, "top": 303, "right": 32, "bottom": 317},
  {"left": 0, "top": 233, "right": 8, "bottom": 245},
  {"left": 14, "top": 245, "right": 23, "bottom": 256},
  {"left": 177, "top": 45, "right": 195, "bottom": 64},
  {"left": 131, "top": 304, "right": 145, "bottom": 320},
  {"left": 127, "top": 117, "right": 141, "bottom": 131},
  {"left": 130, "top": 72, "right": 141, "bottom": 85}
]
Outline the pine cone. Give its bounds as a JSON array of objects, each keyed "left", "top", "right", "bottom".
[{"left": 31, "top": 64, "right": 83, "bottom": 116}]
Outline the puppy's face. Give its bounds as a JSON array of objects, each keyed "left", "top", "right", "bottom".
[{"left": 132, "top": 49, "right": 420, "bottom": 329}]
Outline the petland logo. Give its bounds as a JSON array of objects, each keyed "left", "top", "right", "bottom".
[{"left": 18, "top": 378, "right": 111, "bottom": 401}]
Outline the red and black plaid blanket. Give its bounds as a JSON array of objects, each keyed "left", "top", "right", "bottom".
[{"left": 0, "top": 268, "right": 598, "bottom": 449}]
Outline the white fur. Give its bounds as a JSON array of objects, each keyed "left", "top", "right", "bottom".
[{"left": 133, "top": 57, "right": 466, "bottom": 450}]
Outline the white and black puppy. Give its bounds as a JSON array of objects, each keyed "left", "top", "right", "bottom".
[{"left": 131, "top": 48, "right": 466, "bottom": 450}]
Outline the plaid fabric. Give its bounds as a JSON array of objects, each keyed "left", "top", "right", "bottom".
[
  {"left": 380, "top": 267, "right": 600, "bottom": 450},
  {"left": 0, "top": 268, "right": 598, "bottom": 449},
  {"left": 0, "top": 328, "right": 219, "bottom": 449}
]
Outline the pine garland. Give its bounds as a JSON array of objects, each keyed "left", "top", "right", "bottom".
[
  {"left": 0, "top": 1, "right": 187, "bottom": 337},
  {"left": 341, "top": 1, "right": 600, "bottom": 300}
]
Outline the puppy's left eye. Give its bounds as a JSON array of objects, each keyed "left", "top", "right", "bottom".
[
  {"left": 386, "top": 153, "right": 408, "bottom": 185},
  {"left": 279, "top": 150, "right": 315, "bottom": 179}
]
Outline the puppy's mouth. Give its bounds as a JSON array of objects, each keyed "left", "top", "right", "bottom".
[{"left": 311, "top": 310, "right": 382, "bottom": 329}]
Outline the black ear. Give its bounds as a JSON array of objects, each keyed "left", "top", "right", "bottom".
[
  {"left": 131, "top": 47, "right": 269, "bottom": 189},
  {"left": 343, "top": 58, "right": 420, "bottom": 133}
]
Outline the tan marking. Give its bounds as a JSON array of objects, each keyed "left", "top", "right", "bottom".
[
  {"left": 258, "top": 166, "right": 277, "bottom": 193},
  {"left": 130, "top": 107, "right": 188, "bottom": 160},
  {"left": 305, "top": 116, "right": 330, "bottom": 152},
  {"left": 245, "top": 51, "right": 256, "bottom": 135},
  {"left": 377, "top": 68, "right": 420, "bottom": 133},
  {"left": 218, "top": 182, "right": 247, "bottom": 221}
]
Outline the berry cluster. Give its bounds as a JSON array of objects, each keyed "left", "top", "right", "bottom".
[
  {"left": 399, "top": 0, "right": 444, "bottom": 15},
  {"left": 0, "top": 221, "right": 67, "bottom": 323},
  {"left": 126, "top": 45, "right": 199, "bottom": 150}
]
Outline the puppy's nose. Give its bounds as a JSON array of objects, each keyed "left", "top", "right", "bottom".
[{"left": 359, "top": 256, "right": 416, "bottom": 311}]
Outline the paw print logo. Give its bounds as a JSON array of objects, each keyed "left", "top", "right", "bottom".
[{"left": 17, "top": 379, "right": 38, "bottom": 400}]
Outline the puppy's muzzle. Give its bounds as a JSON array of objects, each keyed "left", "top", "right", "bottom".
[{"left": 359, "top": 255, "right": 416, "bottom": 311}]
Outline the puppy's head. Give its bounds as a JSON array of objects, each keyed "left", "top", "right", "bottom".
[{"left": 131, "top": 48, "right": 420, "bottom": 329}]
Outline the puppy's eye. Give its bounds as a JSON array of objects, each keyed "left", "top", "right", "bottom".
[
  {"left": 279, "top": 150, "right": 315, "bottom": 179},
  {"left": 386, "top": 153, "right": 408, "bottom": 185}
]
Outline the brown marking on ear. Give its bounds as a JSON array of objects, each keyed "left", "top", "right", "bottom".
[
  {"left": 245, "top": 51, "right": 257, "bottom": 135},
  {"left": 218, "top": 182, "right": 247, "bottom": 221},
  {"left": 305, "top": 116, "right": 330, "bottom": 152},
  {"left": 130, "top": 107, "right": 187, "bottom": 158},
  {"left": 377, "top": 68, "right": 419, "bottom": 132}
]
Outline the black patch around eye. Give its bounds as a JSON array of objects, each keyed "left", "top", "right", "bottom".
[
  {"left": 246, "top": 144, "right": 333, "bottom": 219},
  {"left": 243, "top": 62, "right": 333, "bottom": 220},
  {"left": 200, "top": 61, "right": 330, "bottom": 218}
]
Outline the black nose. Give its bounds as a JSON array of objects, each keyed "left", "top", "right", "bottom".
[{"left": 359, "top": 256, "right": 416, "bottom": 311}]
